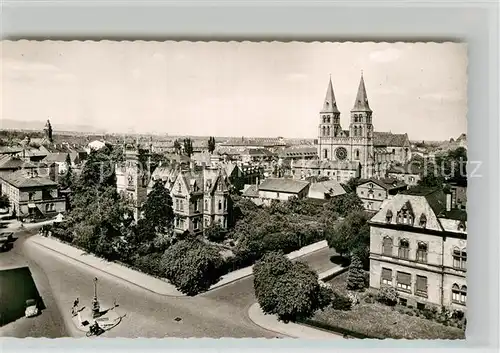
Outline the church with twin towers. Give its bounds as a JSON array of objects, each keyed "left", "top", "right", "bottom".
[{"left": 316, "top": 72, "right": 412, "bottom": 179}]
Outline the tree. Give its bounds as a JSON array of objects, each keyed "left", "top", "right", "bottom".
[
  {"left": 141, "top": 180, "right": 174, "bottom": 234},
  {"left": 323, "top": 192, "right": 363, "bottom": 218},
  {"left": 343, "top": 177, "right": 360, "bottom": 193},
  {"left": 161, "top": 239, "right": 224, "bottom": 295},
  {"left": 183, "top": 138, "right": 194, "bottom": 157},
  {"left": 59, "top": 154, "right": 73, "bottom": 189},
  {"left": 173, "top": 139, "right": 182, "bottom": 155},
  {"left": 253, "top": 252, "right": 322, "bottom": 322},
  {"left": 346, "top": 255, "right": 366, "bottom": 290},
  {"left": 208, "top": 136, "right": 216, "bottom": 154},
  {"left": 0, "top": 194, "right": 10, "bottom": 209},
  {"left": 204, "top": 223, "right": 226, "bottom": 242},
  {"left": 325, "top": 210, "right": 370, "bottom": 260}
]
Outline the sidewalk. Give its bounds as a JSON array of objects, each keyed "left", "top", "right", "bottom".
[
  {"left": 211, "top": 240, "right": 328, "bottom": 290},
  {"left": 30, "top": 235, "right": 184, "bottom": 296},
  {"left": 29, "top": 235, "right": 330, "bottom": 296},
  {"left": 248, "top": 303, "right": 343, "bottom": 339}
]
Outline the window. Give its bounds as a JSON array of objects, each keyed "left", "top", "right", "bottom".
[
  {"left": 416, "top": 242, "right": 428, "bottom": 263},
  {"left": 177, "top": 183, "right": 181, "bottom": 193},
  {"left": 194, "top": 219, "right": 199, "bottom": 230},
  {"left": 45, "top": 204, "right": 50, "bottom": 212},
  {"left": 382, "top": 237, "right": 393, "bottom": 256},
  {"left": 367, "top": 202, "right": 373, "bottom": 210},
  {"left": 458, "top": 221, "right": 466, "bottom": 231},
  {"left": 322, "top": 126, "right": 326, "bottom": 136},
  {"left": 323, "top": 149, "right": 328, "bottom": 159},
  {"left": 359, "top": 126, "right": 363, "bottom": 136},
  {"left": 419, "top": 214, "right": 427, "bottom": 228},
  {"left": 322, "top": 115, "right": 327, "bottom": 123},
  {"left": 360, "top": 191, "right": 364, "bottom": 195},
  {"left": 337, "top": 176, "right": 340, "bottom": 181},
  {"left": 368, "top": 190, "right": 374, "bottom": 199},
  {"left": 416, "top": 302, "right": 426, "bottom": 311},
  {"left": 392, "top": 149, "right": 395, "bottom": 154},
  {"left": 204, "top": 199, "right": 208, "bottom": 211},
  {"left": 453, "top": 248, "right": 467, "bottom": 269},
  {"left": 381, "top": 268, "right": 392, "bottom": 285},
  {"left": 415, "top": 275, "right": 428, "bottom": 297},
  {"left": 28, "top": 192, "right": 34, "bottom": 201},
  {"left": 355, "top": 150, "right": 360, "bottom": 160},
  {"left": 327, "top": 116, "right": 331, "bottom": 123},
  {"left": 386, "top": 209, "right": 393, "bottom": 223},
  {"left": 398, "top": 239, "right": 410, "bottom": 259},
  {"left": 396, "top": 271, "right": 411, "bottom": 291},
  {"left": 452, "top": 284, "right": 467, "bottom": 304},
  {"left": 218, "top": 200, "right": 222, "bottom": 210},
  {"left": 175, "top": 199, "right": 179, "bottom": 211},
  {"left": 180, "top": 200, "right": 184, "bottom": 212},
  {"left": 204, "top": 218, "right": 209, "bottom": 226},
  {"left": 399, "top": 298, "right": 407, "bottom": 306}
]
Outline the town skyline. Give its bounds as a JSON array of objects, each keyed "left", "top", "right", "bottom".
[{"left": 2, "top": 41, "right": 467, "bottom": 141}]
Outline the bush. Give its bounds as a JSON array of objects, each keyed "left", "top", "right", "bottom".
[
  {"left": 376, "top": 287, "right": 399, "bottom": 306},
  {"left": 346, "top": 256, "right": 366, "bottom": 291},
  {"left": 316, "top": 285, "right": 334, "bottom": 310},
  {"left": 161, "top": 239, "right": 224, "bottom": 295},
  {"left": 331, "top": 291, "right": 352, "bottom": 311}
]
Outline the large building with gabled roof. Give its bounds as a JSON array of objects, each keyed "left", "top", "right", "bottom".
[
  {"left": 317, "top": 73, "right": 412, "bottom": 179},
  {"left": 368, "top": 187, "right": 467, "bottom": 313}
]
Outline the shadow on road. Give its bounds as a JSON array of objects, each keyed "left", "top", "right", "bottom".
[{"left": 0, "top": 266, "right": 46, "bottom": 327}]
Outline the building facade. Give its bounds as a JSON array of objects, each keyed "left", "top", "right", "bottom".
[
  {"left": 291, "top": 159, "right": 360, "bottom": 183},
  {"left": 0, "top": 169, "right": 66, "bottom": 220},
  {"left": 356, "top": 178, "right": 408, "bottom": 211},
  {"left": 368, "top": 188, "right": 467, "bottom": 313},
  {"left": 316, "top": 74, "right": 411, "bottom": 179}
]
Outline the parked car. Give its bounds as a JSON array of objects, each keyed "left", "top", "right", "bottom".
[{"left": 25, "top": 299, "right": 39, "bottom": 318}]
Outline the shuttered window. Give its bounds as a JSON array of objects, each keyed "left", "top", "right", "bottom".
[
  {"left": 396, "top": 272, "right": 411, "bottom": 291},
  {"left": 416, "top": 275, "right": 428, "bottom": 297},
  {"left": 381, "top": 268, "right": 392, "bottom": 285},
  {"left": 382, "top": 237, "right": 393, "bottom": 256}
]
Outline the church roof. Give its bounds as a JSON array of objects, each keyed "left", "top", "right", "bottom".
[
  {"left": 321, "top": 77, "right": 340, "bottom": 114},
  {"left": 351, "top": 73, "right": 372, "bottom": 112},
  {"left": 373, "top": 132, "right": 409, "bottom": 147}
]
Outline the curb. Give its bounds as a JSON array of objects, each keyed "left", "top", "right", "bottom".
[
  {"left": 29, "top": 237, "right": 185, "bottom": 297},
  {"left": 30, "top": 236, "right": 330, "bottom": 298}
]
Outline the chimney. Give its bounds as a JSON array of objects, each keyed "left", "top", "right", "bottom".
[{"left": 446, "top": 193, "right": 452, "bottom": 212}]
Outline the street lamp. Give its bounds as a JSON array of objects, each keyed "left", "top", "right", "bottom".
[{"left": 92, "top": 277, "right": 100, "bottom": 318}]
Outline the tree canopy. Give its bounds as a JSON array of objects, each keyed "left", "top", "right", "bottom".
[
  {"left": 323, "top": 192, "right": 364, "bottom": 218},
  {"left": 253, "top": 252, "right": 324, "bottom": 322},
  {"left": 208, "top": 136, "right": 216, "bottom": 154},
  {"left": 183, "top": 138, "right": 194, "bottom": 157},
  {"left": 141, "top": 179, "right": 174, "bottom": 234},
  {"left": 325, "top": 210, "right": 370, "bottom": 260},
  {"left": 161, "top": 238, "right": 224, "bottom": 295}
]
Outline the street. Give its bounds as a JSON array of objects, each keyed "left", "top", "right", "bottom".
[{"left": 0, "top": 228, "right": 335, "bottom": 338}]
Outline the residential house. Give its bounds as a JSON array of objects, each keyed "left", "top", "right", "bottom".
[
  {"left": 368, "top": 187, "right": 467, "bottom": 313},
  {"left": 387, "top": 162, "right": 424, "bottom": 186},
  {"left": 243, "top": 178, "right": 310, "bottom": 206},
  {"left": 278, "top": 146, "right": 318, "bottom": 163},
  {"left": 0, "top": 169, "right": 66, "bottom": 221},
  {"left": 356, "top": 178, "right": 408, "bottom": 211}
]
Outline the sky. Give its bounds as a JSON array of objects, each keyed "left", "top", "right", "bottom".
[{"left": 1, "top": 41, "right": 467, "bottom": 141}]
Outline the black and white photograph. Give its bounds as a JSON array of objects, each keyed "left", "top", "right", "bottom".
[{"left": 0, "top": 40, "right": 467, "bottom": 340}]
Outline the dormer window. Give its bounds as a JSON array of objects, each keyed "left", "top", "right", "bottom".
[
  {"left": 419, "top": 214, "right": 427, "bottom": 228},
  {"left": 177, "top": 183, "right": 182, "bottom": 193},
  {"left": 385, "top": 209, "right": 393, "bottom": 223},
  {"left": 397, "top": 201, "right": 414, "bottom": 225}
]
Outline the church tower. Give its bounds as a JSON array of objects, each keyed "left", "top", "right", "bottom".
[
  {"left": 350, "top": 72, "right": 374, "bottom": 178},
  {"left": 317, "top": 76, "right": 342, "bottom": 160}
]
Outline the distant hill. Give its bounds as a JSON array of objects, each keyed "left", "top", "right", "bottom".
[{"left": 0, "top": 119, "right": 107, "bottom": 134}]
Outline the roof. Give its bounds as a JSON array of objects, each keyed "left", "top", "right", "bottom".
[
  {"left": 0, "top": 169, "right": 58, "bottom": 189},
  {"left": 223, "top": 137, "right": 287, "bottom": 147},
  {"left": 373, "top": 132, "right": 409, "bottom": 147},
  {"left": 242, "top": 148, "right": 275, "bottom": 157},
  {"left": 258, "top": 178, "right": 310, "bottom": 194},
  {"left": 358, "top": 177, "right": 407, "bottom": 191},
  {"left": 0, "top": 156, "right": 25, "bottom": 170},
  {"left": 321, "top": 77, "right": 340, "bottom": 114},
  {"left": 351, "top": 73, "right": 372, "bottom": 112},
  {"left": 279, "top": 146, "right": 318, "bottom": 158},
  {"left": 309, "top": 180, "right": 347, "bottom": 197},
  {"left": 43, "top": 153, "right": 69, "bottom": 163},
  {"left": 242, "top": 184, "right": 260, "bottom": 198},
  {"left": 0, "top": 146, "right": 23, "bottom": 154},
  {"left": 293, "top": 159, "right": 360, "bottom": 171},
  {"left": 388, "top": 162, "right": 424, "bottom": 175}
]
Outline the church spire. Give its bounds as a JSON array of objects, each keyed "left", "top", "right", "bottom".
[
  {"left": 321, "top": 76, "right": 340, "bottom": 114},
  {"left": 351, "top": 72, "right": 372, "bottom": 112}
]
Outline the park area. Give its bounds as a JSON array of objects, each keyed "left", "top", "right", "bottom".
[
  {"left": 0, "top": 266, "right": 45, "bottom": 326},
  {"left": 304, "top": 271, "right": 466, "bottom": 340}
]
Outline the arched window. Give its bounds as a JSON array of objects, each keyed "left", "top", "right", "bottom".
[
  {"left": 382, "top": 237, "right": 393, "bottom": 256},
  {"left": 398, "top": 239, "right": 410, "bottom": 259},
  {"left": 327, "top": 116, "right": 331, "bottom": 123},
  {"left": 323, "top": 149, "right": 328, "bottom": 159},
  {"left": 419, "top": 214, "right": 427, "bottom": 228},
  {"left": 354, "top": 126, "right": 358, "bottom": 136},
  {"left": 416, "top": 242, "right": 428, "bottom": 263},
  {"left": 322, "top": 115, "right": 327, "bottom": 123},
  {"left": 385, "top": 209, "right": 393, "bottom": 223},
  {"left": 358, "top": 114, "right": 363, "bottom": 123},
  {"left": 326, "top": 126, "right": 331, "bottom": 136},
  {"left": 452, "top": 284, "right": 467, "bottom": 304},
  {"left": 204, "top": 199, "right": 208, "bottom": 211},
  {"left": 322, "top": 126, "right": 326, "bottom": 136},
  {"left": 355, "top": 149, "right": 360, "bottom": 160},
  {"left": 359, "top": 126, "right": 363, "bottom": 136}
]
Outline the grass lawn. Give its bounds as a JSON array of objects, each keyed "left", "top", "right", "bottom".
[
  {"left": 315, "top": 272, "right": 465, "bottom": 340},
  {"left": 0, "top": 266, "right": 45, "bottom": 327}
]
